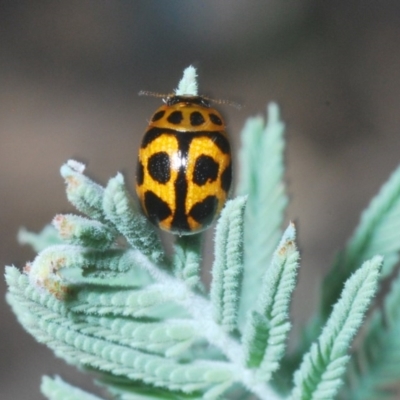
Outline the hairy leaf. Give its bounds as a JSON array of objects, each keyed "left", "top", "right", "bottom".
[
  {"left": 103, "top": 173, "right": 163, "bottom": 263},
  {"left": 18, "top": 225, "right": 62, "bottom": 252},
  {"left": 6, "top": 266, "right": 191, "bottom": 356},
  {"left": 82, "top": 315, "right": 199, "bottom": 357},
  {"left": 242, "top": 223, "right": 299, "bottom": 381},
  {"left": 41, "top": 376, "right": 105, "bottom": 400},
  {"left": 238, "top": 103, "right": 288, "bottom": 328},
  {"left": 53, "top": 214, "right": 116, "bottom": 250},
  {"left": 173, "top": 234, "right": 202, "bottom": 289},
  {"left": 6, "top": 268, "right": 234, "bottom": 398},
  {"left": 60, "top": 160, "right": 107, "bottom": 222},
  {"left": 210, "top": 196, "right": 246, "bottom": 332},
  {"left": 27, "top": 245, "right": 151, "bottom": 298},
  {"left": 322, "top": 165, "right": 400, "bottom": 320},
  {"left": 291, "top": 256, "right": 382, "bottom": 400},
  {"left": 340, "top": 268, "right": 400, "bottom": 400},
  {"left": 71, "top": 284, "right": 187, "bottom": 319},
  {"left": 175, "top": 65, "right": 198, "bottom": 96}
]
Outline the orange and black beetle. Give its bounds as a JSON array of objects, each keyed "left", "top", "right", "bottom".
[{"left": 136, "top": 95, "right": 232, "bottom": 235}]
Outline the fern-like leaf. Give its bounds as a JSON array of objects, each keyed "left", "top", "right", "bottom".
[
  {"left": 27, "top": 245, "right": 151, "bottom": 299},
  {"left": 6, "top": 267, "right": 234, "bottom": 398},
  {"left": 291, "top": 256, "right": 382, "bottom": 399},
  {"left": 173, "top": 234, "right": 202, "bottom": 289},
  {"left": 41, "top": 376, "right": 105, "bottom": 400},
  {"left": 18, "top": 225, "right": 62, "bottom": 252},
  {"left": 102, "top": 173, "right": 164, "bottom": 263},
  {"left": 238, "top": 103, "right": 288, "bottom": 328},
  {"left": 340, "top": 267, "right": 400, "bottom": 400},
  {"left": 53, "top": 214, "right": 116, "bottom": 250},
  {"left": 60, "top": 160, "right": 108, "bottom": 222},
  {"left": 210, "top": 196, "right": 246, "bottom": 332},
  {"left": 321, "top": 165, "right": 400, "bottom": 320},
  {"left": 288, "top": 165, "right": 400, "bottom": 385},
  {"left": 83, "top": 315, "right": 199, "bottom": 357},
  {"left": 71, "top": 284, "right": 187, "bottom": 319},
  {"left": 242, "top": 223, "right": 299, "bottom": 381},
  {"left": 175, "top": 65, "right": 198, "bottom": 96},
  {"left": 105, "top": 379, "right": 210, "bottom": 399}
]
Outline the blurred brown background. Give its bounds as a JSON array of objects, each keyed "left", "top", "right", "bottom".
[{"left": 2, "top": 1, "right": 400, "bottom": 398}]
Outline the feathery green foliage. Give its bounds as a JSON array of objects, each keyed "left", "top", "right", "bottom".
[
  {"left": 173, "top": 234, "right": 202, "bottom": 289},
  {"left": 322, "top": 165, "right": 400, "bottom": 320},
  {"left": 210, "top": 196, "right": 246, "bottom": 332},
  {"left": 291, "top": 256, "right": 382, "bottom": 399},
  {"left": 242, "top": 223, "right": 299, "bottom": 381},
  {"left": 340, "top": 267, "right": 400, "bottom": 400},
  {"left": 41, "top": 376, "right": 105, "bottom": 400},
  {"left": 103, "top": 173, "right": 164, "bottom": 263},
  {"left": 285, "top": 164, "right": 400, "bottom": 387},
  {"left": 6, "top": 267, "right": 234, "bottom": 397},
  {"left": 6, "top": 67, "right": 400, "bottom": 400},
  {"left": 60, "top": 160, "right": 108, "bottom": 222},
  {"left": 237, "top": 103, "right": 288, "bottom": 329},
  {"left": 53, "top": 214, "right": 116, "bottom": 249},
  {"left": 18, "top": 224, "right": 62, "bottom": 252}
]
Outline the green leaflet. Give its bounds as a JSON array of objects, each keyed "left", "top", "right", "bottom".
[
  {"left": 321, "top": 165, "right": 400, "bottom": 320},
  {"left": 41, "top": 376, "right": 105, "bottom": 400},
  {"left": 103, "top": 173, "right": 164, "bottom": 263},
  {"left": 210, "top": 196, "right": 247, "bottom": 333},
  {"left": 32, "top": 245, "right": 133, "bottom": 274},
  {"left": 71, "top": 284, "right": 187, "bottom": 319},
  {"left": 6, "top": 266, "right": 67, "bottom": 317},
  {"left": 105, "top": 378, "right": 233, "bottom": 400},
  {"left": 173, "top": 234, "right": 202, "bottom": 289},
  {"left": 6, "top": 268, "right": 233, "bottom": 398},
  {"left": 237, "top": 103, "right": 288, "bottom": 329},
  {"left": 340, "top": 268, "right": 400, "bottom": 400},
  {"left": 6, "top": 266, "right": 191, "bottom": 357},
  {"left": 28, "top": 245, "right": 151, "bottom": 298},
  {"left": 291, "top": 256, "right": 382, "bottom": 400},
  {"left": 83, "top": 315, "right": 199, "bottom": 357},
  {"left": 103, "top": 376, "right": 233, "bottom": 400},
  {"left": 18, "top": 225, "right": 63, "bottom": 252},
  {"left": 53, "top": 214, "right": 116, "bottom": 250},
  {"left": 60, "top": 160, "right": 107, "bottom": 222},
  {"left": 242, "top": 223, "right": 299, "bottom": 381},
  {"left": 105, "top": 379, "right": 208, "bottom": 399},
  {"left": 285, "top": 164, "right": 400, "bottom": 386},
  {"left": 175, "top": 65, "right": 198, "bottom": 96}
]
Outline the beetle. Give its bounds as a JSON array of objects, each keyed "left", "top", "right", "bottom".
[{"left": 136, "top": 94, "right": 232, "bottom": 235}]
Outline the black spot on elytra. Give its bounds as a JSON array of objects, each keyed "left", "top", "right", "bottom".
[
  {"left": 190, "top": 111, "right": 205, "bottom": 126},
  {"left": 167, "top": 111, "right": 183, "bottom": 124},
  {"left": 193, "top": 155, "right": 219, "bottom": 186},
  {"left": 152, "top": 110, "right": 165, "bottom": 122},
  {"left": 189, "top": 196, "right": 218, "bottom": 225},
  {"left": 221, "top": 163, "right": 232, "bottom": 192},
  {"left": 147, "top": 152, "right": 170, "bottom": 184},
  {"left": 211, "top": 133, "right": 230, "bottom": 154},
  {"left": 209, "top": 113, "right": 222, "bottom": 126},
  {"left": 136, "top": 158, "right": 144, "bottom": 186},
  {"left": 141, "top": 127, "right": 164, "bottom": 148},
  {"left": 144, "top": 191, "right": 172, "bottom": 222}
]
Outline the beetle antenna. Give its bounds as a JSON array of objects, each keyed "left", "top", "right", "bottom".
[
  {"left": 202, "top": 96, "right": 242, "bottom": 110},
  {"left": 138, "top": 90, "right": 173, "bottom": 98}
]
